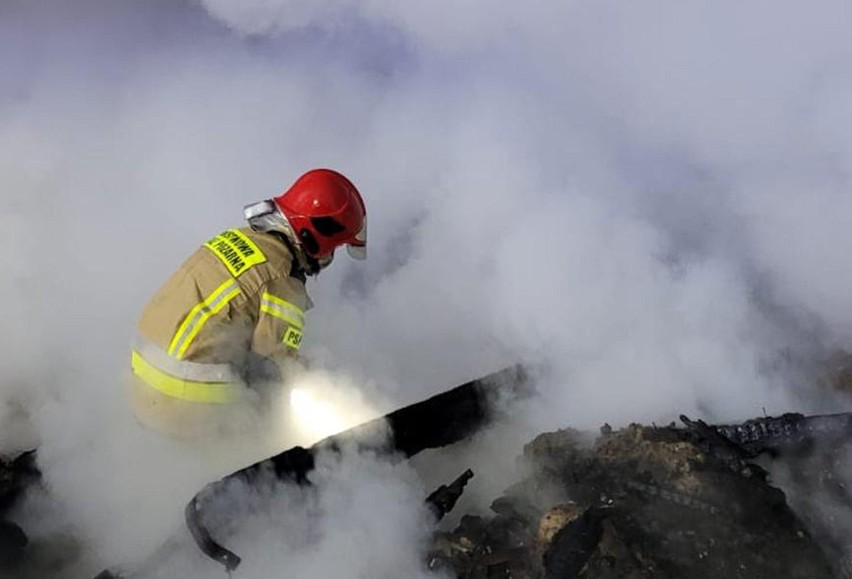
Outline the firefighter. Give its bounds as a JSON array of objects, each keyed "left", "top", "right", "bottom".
[{"left": 130, "top": 169, "right": 367, "bottom": 440}]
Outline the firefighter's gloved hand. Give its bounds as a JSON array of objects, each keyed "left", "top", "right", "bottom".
[
  {"left": 241, "top": 352, "right": 311, "bottom": 407},
  {"left": 241, "top": 352, "right": 282, "bottom": 386}
]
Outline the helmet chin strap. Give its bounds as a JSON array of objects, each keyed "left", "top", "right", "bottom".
[
  {"left": 287, "top": 230, "right": 337, "bottom": 277},
  {"left": 314, "top": 251, "right": 335, "bottom": 272},
  {"left": 299, "top": 246, "right": 335, "bottom": 277},
  {"left": 274, "top": 224, "right": 326, "bottom": 277}
]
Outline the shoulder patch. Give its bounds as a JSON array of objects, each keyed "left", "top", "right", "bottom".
[
  {"left": 283, "top": 326, "right": 303, "bottom": 350},
  {"left": 204, "top": 229, "right": 267, "bottom": 277}
]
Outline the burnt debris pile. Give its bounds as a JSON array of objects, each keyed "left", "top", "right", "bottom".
[
  {"left": 428, "top": 419, "right": 849, "bottom": 578},
  {"left": 6, "top": 361, "right": 852, "bottom": 579}
]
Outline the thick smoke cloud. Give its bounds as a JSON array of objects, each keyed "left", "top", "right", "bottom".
[{"left": 2, "top": 0, "right": 852, "bottom": 576}]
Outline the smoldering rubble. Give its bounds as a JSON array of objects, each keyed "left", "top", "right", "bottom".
[
  {"left": 5, "top": 368, "right": 852, "bottom": 578},
  {"left": 427, "top": 420, "right": 846, "bottom": 579}
]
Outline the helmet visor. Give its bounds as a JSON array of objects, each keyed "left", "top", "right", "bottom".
[
  {"left": 346, "top": 244, "right": 366, "bottom": 260},
  {"left": 346, "top": 216, "right": 367, "bottom": 260}
]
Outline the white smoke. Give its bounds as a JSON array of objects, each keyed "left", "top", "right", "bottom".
[{"left": 2, "top": 0, "right": 852, "bottom": 576}]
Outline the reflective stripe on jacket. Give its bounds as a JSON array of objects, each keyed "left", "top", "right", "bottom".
[{"left": 134, "top": 227, "right": 310, "bottom": 403}]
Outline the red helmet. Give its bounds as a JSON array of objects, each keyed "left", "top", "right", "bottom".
[{"left": 273, "top": 169, "right": 367, "bottom": 260}]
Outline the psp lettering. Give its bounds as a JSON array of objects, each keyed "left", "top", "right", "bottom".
[{"left": 284, "top": 327, "right": 303, "bottom": 350}]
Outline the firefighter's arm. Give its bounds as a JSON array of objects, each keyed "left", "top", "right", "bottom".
[{"left": 251, "top": 278, "right": 308, "bottom": 375}]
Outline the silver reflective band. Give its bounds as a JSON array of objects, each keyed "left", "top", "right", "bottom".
[
  {"left": 168, "top": 280, "right": 242, "bottom": 358},
  {"left": 260, "top": 294, "right": 305, "bottom": 328},
  {"left": 133, "top": 335, "right": 244, "bottom": 383}
]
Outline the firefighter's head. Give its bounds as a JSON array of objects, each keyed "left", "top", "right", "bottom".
[
  {"left": 245, "top": 169, "right": 367, "bottom": 275},
  {"left": 273, "top": 169, "right": 366, "bottom": 263}
]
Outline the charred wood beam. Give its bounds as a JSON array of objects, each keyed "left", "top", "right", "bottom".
[
  {"left": 0, "top": 450, "right": 39, "bottom": 515},
  {"left": 0, "top": 520, "right": 27, "bottom": 566},
  {"left": 543, "top": 506, "right": 606, "bottom": 579},
  {"left": 426, "top": 469, "right": 474, "bottom": 522},
  {"left": 701, "top": 413, "right": 852, "bottom": 456},
  {"left": 679, "top": 415, "right": 752, "bottom": 468},
  {"left": 0, "top": 449, "right": 39, "bottom": 568},
  {"left": 186, "top": 364, "right": 532, "bottom": 571}
]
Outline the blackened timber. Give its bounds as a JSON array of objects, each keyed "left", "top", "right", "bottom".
[
  {"left": 0, "top": 449, "right": 39, "bottom": 568},
  {"left": 713, "top": 412, "right": 852, "bottom": 455},
  {"left": 425, "top": 469, "right": 474, "bottom": 521},
  {"left": 186, "top": 364, "right": 532, "bottom": 571},
  {"left": 543, "top": 507, "right": 606, "bottom": 579},
  {"left": 680, "top": 415, "right": 750, "bottom": 463}
]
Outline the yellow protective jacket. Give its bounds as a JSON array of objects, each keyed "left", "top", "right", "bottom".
[{"left": 132, "top": 227, "right": 310, "bottom": 407}]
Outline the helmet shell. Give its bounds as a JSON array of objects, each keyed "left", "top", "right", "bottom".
[{"left": 273, "top": 169, "right": 366, "bottom": 259}]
